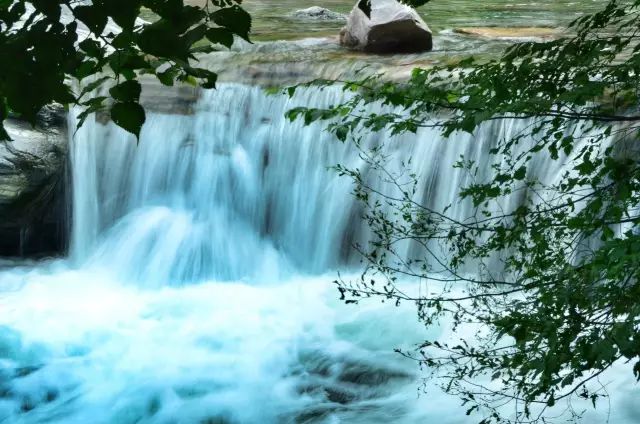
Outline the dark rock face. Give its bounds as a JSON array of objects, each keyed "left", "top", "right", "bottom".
[
  {"left": 0, "top": 105, "right": 68, "bottom": 257},
  {"left": 339, "top": 0, "right": 433, "bottom": 54},
  {"left": 287, "top": 349, "right": 413, "bottom": 422}
]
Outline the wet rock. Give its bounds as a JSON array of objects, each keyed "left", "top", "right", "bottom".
[
  {"left": 291, "top": 7, "right": 347, "bottom": 22},
  {"left": 338, "top": 362, "right": 411, "bottom": 386},
  {"left": 0, "top": 105, "right": 68, "bottom": 257},
  {"left": 20, "top": 397, "right": 35, "bottom": 412},
  {"left": 44, "top": 389, "right": 59, "bottom": 403},
  {"left": 324, "top": 386, "right": 357, "bottom": 404},
  {"left": 339, "top": 0, "right": 432, "bottom": 53},
  {"left": 139, "top": 75, "right": 200, "bottom": 115},
  {"left": 453, "top": 27, "right": 561, "bottom": 40},
  {"left": 14, "top": 365, "right": 42, "bottom": 378}
]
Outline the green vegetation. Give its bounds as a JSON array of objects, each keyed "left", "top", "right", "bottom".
[
  {"left": 288, "top": 0, "right": 640, "bottom": 422},
  {"left": 0, "top": 0, "right": 251, "bottom": 139}
]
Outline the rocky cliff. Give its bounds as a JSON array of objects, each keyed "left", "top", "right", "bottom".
[{"left": 0, "top": 106, "right": 68, "bottom": 257}]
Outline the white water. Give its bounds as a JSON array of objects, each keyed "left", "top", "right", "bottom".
[{"left": 0, "top": 84, "right": 637, "bottom": 423}]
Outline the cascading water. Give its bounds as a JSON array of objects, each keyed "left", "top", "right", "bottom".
[
  {"left": 70, "top": 84, "right": 582, "bottom": 282},
  {"left": 0, "top": 83, "right": 637, "bottom": 423},
  {"left": 69, "top": 85, "right": 367, "bottom": 282}
]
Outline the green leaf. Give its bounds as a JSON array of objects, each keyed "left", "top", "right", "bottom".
[
  {"left": 75, "top": 60, "right": 99, "bottom": 80},
  {"left": 74, "top": 6, "right": 108, "bottom": 35},
  {"left": 111, "top": 32, "right": 134, "bottom": 49},
  {"left": 514, "top": 166, "right": 527, "bottom": 180},
  {"left": 137, "top": 21, "right": 190, "bottom": 60},
  {"left": 32, "top": 0, "right": 61, "bottom": 21},
  {"left": 109, "top": 51, "right": 150, "bottom": 76},
  {"left": 335, "top": 125, "right": 349, "bottom": 142},
  {"left": 206, "top": 28, "right": 234, "bottom": 48},
  {"left": 201, "top": 72, "right": 217, "bottom": 89},
  {"left": 211, "top": 6, "right": 251, "bottom": 41},
  {"left": 78, "top": 39, "right": 102, "bottom": 58},
  {"left": 546, "top": 394, "right": 555, "bottom": 407},
  {"left": 109, "top": 80, "right": 142, "bottom": 103},
  {"left": 104, "top": 0, "right": 141, "bottom": 31},
  {"left": 76, "top": 96, "right": 107, "bottom": 130},
  {"left": 110, "top": 102, "right": 146, "bottom": 138},
  {"left": 156, "top": 67, "right": 179, "bottom": 86},
  {"left": 80, "top": 76, "right": 111, "bottom": 98},
  {"left": 183, "top": 24, "right": 207, "bottom": 47}
]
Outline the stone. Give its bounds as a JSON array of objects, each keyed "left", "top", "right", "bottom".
[
  {"left": 290, "top": 7, "right": 347, "bottom": 22},
  {"left": 0, "top": 105, "right": 68, "bottom": 257},
  {"left": 139, "top": 75, "right": 200, "bottom": 115},
  {"left": 339, "top": 0, "right": 432, "bottom": 53},
  {"left": 454, "top": 27, "right": 561, "bottom": 40}
]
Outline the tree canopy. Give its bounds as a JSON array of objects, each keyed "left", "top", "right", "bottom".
[
  {"left": 287, "top": 0, "right": 640, "bottom": 422},
  {"left": 0, "top": 0, "right": 251, "bottom": 139}
]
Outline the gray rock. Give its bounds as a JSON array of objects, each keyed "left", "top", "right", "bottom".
[
  {"left": 139, "top": 75, "right": 200, "bottom": 115},
  {"left": 290, "top": 7, "right": 347, "bottom": 22},
  {"left": 0, "top": 105, "right": 68, "bottom": 257},
  {"left": 339, "top": 0, "right": 432, "bottom": 53}
]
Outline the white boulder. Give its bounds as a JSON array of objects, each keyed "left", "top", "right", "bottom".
[{"left": 339, "top": 0, "right": 432, "bottom": 53}]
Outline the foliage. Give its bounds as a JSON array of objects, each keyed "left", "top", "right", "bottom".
[
  {"left": 0, "top": 0, "right": 251, "bottom": 139},
  {"left": 287, "top": 0, "right": 640, "bottom": 422},
  {"left": 358, "top": 0, "right": 432, "bottom": 17}
]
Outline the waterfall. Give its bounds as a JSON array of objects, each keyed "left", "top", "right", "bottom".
[
  {"left": 70, "top": 84, "right": 365, "bottom": 283},
  {"left": 0, "top": 83, "right": 634, "bottom": 424},
  {"left": 70, "top": 83, "right": 589, "bottom": 283}
]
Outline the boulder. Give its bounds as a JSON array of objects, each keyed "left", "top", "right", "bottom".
[
  {"left": 339, "top": 0, "right": 432, "bottom": 53},
  {"left": 290, "top": 7, "right": 347, "bottom": 22},
  {"left": 0, "top": 105, "right": 68, "bottom": 257}
]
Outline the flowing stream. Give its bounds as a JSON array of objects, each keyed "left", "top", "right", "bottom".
[{"left": 0, "top": 83, "right": 638, "bottom": 423}]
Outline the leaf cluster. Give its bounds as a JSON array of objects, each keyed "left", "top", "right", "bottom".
[{"left": 0, "top": 0, "right": 251, "bottom": 139}]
